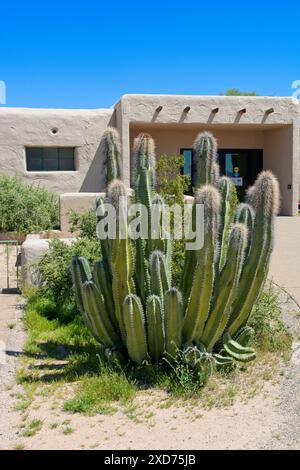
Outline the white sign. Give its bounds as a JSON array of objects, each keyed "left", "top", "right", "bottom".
[{"left": 230, "top": 177, "right": 243, "bottom": 187}]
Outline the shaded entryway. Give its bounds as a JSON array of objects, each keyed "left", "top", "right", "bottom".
[{"left": 130, "top": 122, "right": 295, "bottom": 215}]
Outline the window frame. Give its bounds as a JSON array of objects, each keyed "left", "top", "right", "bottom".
[{"left": 25, "top": 147, "right": 76, "bottom": 172}]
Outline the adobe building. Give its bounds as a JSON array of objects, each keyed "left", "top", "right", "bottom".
[{"left": 0, "top": 94, "right": 299, "bottom": 217}]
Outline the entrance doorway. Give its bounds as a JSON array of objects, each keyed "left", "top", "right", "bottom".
[
  {"left": 180, "top": 148, "right": 263, "bottom": 200},
  {"left": 218, "top": 149, "right": 263, "bottom": 200}
]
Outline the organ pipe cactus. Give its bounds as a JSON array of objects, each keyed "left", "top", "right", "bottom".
[{"left": 70, "top": 129, "right": 279, "bottom": 372}]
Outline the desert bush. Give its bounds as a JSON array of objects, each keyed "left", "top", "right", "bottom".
[
  {"left": 0, "top": 174, "right": 59, "bottom": 234},
  {"left": 30, "top": 228, "right": 101, "bottom": 322}
]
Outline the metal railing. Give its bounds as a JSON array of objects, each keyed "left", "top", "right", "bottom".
[{"left": 0, "top": 240, "right": 21, "bottom": 293}]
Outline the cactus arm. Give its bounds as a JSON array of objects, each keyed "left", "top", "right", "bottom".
[
  {"left": 134, "top": 237, "right": 150, "bottom": 304},
  {"left": 228, "top": 172, "right": 279, "bottom": 335},
  {"left": 82, "top": 281, "right": 122, "bottom": 348},
  {"left": 132, "top": 133, "right": 156, "bottom": 191},
  {"left": 150, "top": 251, "right": 170, "bottom": 304},
  {"left": 235, "top": 203, "right": 255, "bottom": 258},
  {"left": 216, "top": 177, "right": 233, "bottom": 272},
  {"left": 193, "top": 132, "right": 218, "bottom": 188},
  {"left": 70, "top": 256, "right": 92, "bottom": 314},
  {"left": 106, "top": 179, "right": 135, "bottom": 342},
  {"left": 111, "top": 236, "right": 135, "bottom": 342},
  {"left": 180, "top": 202, "right": 198, "bottom": 306},
  {"left": 123, "top": 294, "right": 148, "bottom": 364},
  {"left": 180, "top": 248, "right": 197, "bottom": 308},
  {"left": 201, "top": 224, "right": 248, "bottom": 351},
  {"left": 93, "top": 260, "right": 117, "bottom": 328},
  {"left": 183, "top": 238, "right": 215, "bottom": 342},
  {"left": 183, "top": 186, "right": 220, "bottom": 342},
  {"left": 228, "top": 223, "right": 273, "bottom": 335},
  {"left": 96, "top": 196, "right": 112, "bottom": 275},
  {"left": 164, "top": 288, "right": 183, "bottom": 358},
  {"left": 101, "top": 127, "right": 122, "bottom": 185},
  {"left": 146, "top": 295, "right": 165, "bottom": 362}
]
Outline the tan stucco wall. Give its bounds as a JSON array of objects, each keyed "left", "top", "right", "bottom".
[
  {"left": 0, "top": 94, "right": 299, "bottom": 215},
  {"left": 264, "top": 126, "right": 296, "bottom": 215},
  {"left": 130, "top": 125, "right": 265, "bottom": 157},
  {"left": 0, "top": 107, "right": 115, "bottom": 194}
]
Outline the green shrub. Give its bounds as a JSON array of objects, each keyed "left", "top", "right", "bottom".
[
  {"left": 0, "top": 174, "right": 59, "bottom": 234},
  {"left": 32, "top": 235, "right": 101, "bottom": 322},
  {"left": 249, "top": 284, "right": 292, "bottom": 354},
  {"left": 68, "top": 209, "right": 97, "bottom": 239},
  {"left": 156, "top": 154, "right": 190, "bottom": 205}
]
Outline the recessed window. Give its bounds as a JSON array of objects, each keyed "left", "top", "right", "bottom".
[
  {"left": 26, "top": 147, "right": 75, "bottom": 171},
  {"left": 180, "top": 148, "right": 196, "bottom": 193}
]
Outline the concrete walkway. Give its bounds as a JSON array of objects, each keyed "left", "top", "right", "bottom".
[{"left": 269, "top": 216, "right": 300, "bottom": 307}]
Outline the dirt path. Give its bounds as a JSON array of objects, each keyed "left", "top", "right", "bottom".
[{"left": 0, "top": 293, "right": 26, "bottom": 449}]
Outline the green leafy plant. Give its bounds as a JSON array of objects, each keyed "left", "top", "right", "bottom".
[
  {"left": 0, "top": 174, "right": 59, "bottom": 234},
  {"left": 33, "top": 235, "right": 101, "bottom": 322},
  {"left": 71, "top": 130, "right": 280, "bottom": 383},
  {"left": 68, "top": 209, "right": 97, "bottom": 239},
  {"left": 156, "top": 154, "right": 190, "bottom": 205},
  {"left": 220, "top": 88, "right": 259, "bottom": 96},
  {"left": 249, "top": 284, "right": 292, "bottom": 354}
]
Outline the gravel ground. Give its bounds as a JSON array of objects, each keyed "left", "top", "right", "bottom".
[
  {"left": 0, "top": 295, "right": 26, "bottom": 449},
  {"left": 263, "top": 288, "right": 300, "bottom": 449}
]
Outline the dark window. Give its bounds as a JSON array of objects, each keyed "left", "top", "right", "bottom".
[
  {"left": 26, "top": 147, "right": 75, "bottom": 171},
  {"left": 180, "top": 148, "right": 196, "bottom": 194}
]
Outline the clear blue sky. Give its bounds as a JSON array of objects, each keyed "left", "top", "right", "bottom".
[{"left": 1, "top": 0, "right": 299, "bottom": 108}]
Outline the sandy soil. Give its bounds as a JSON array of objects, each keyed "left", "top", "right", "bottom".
[{"left": 0, "top": 245, "right": 299, "bottom": 450}]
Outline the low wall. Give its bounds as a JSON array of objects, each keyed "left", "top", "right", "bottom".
[
  {"left": 60, "top": 192, "right": 105, "bottom": 236},
  {"left": 21, "top": 235, "right": 74, "bottom": 287}
]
